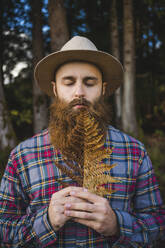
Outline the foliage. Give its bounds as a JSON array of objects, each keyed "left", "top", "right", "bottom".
[
  {"left": 4, "top": 68, "right": 33, "bottom": 142},
  {"left": 55, "top": 110, "right": 119, "bottom": 198},
  {"left": 1, "top": 0, "right": 32, "bottom": 81}
]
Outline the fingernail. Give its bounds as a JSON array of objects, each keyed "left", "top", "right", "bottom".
[
  {"left": 65, "top": 203, "right": 71, "bottom": 208},
  {"left": 70, "top": 191, "right": 75, "bottom": 195},
  {"left": 83, "top": 188, "right": 88, "bottom": 192}
]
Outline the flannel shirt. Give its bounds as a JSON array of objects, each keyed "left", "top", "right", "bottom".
[{"left": 0, "top": 126, "right": 165, "bottom": 248}]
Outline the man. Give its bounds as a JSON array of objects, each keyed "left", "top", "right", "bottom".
[{"left": 0, "top": 36, "right": 164, "bottom": 247}]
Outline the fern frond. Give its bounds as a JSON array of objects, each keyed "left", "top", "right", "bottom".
[
  {"left": 87, "top": 163, "right": 118, "bottom": 177},
  {"left": 55, "top": 163, "right": 83, "bottom": 185},
  {"left": 63, "top": 159, "right": 83, "bottom": 174},
  {"left": 55, "top": 109, "right": 119, "bottom": 198},
  {"left": 55, "top": 178, "right": 70, "bottom": 187}
]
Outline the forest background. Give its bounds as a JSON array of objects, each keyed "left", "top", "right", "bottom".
[{"left": 0, "top": 0, "right": 165, "bottom": 205}]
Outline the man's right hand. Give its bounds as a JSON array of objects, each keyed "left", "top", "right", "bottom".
[{"left": 48, "top": 186, "right": 86, "bottom": 231}]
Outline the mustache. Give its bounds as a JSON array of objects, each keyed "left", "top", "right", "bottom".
[{"left": 68, "top": 98, "right": 91, "bottom": 108}]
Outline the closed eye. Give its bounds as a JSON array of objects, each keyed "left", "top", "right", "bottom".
[
  {"left": 84, "top": 78, "right": 98, "bottom": 87},
  {"left": 85, "top": 82, "right": 95, "bottom": 87},
  {"left": 64, "top": 80, "right": 74, "bottom": 86},
  {"left": 62, "top": 76, "right": 75, "bottom": 86}
]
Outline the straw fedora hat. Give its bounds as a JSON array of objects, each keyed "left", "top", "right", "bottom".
[{"left": 34, "top": 36, "right": 123, "bottom": 96}]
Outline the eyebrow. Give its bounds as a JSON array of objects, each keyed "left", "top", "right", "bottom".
[
  {"left": 61, "top": 76, "right": 99, "bottom": 81},
  {"left": 61, "top": 76, "right": 75, "bottom": 81},
  {"left": 84, "top": 76, "right": 98, "bottom": 81}
]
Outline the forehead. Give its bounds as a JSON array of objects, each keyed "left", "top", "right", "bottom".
[{"left": 55, "top": 61, "right": 103, "bottom": 79}]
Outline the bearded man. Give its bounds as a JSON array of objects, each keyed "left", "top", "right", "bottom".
[{"left": 0, "top": 36, "right": 164, "bottom": 248}]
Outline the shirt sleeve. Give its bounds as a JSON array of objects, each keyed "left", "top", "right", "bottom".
[
  {"left": 112, "top": 152, "right": 165, "bottom": 248},
  {"left": 0, "top": 154, "right": 57, "bottom": 247}
]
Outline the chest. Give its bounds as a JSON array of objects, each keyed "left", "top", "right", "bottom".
[{"left": 19, "top": 146, "right": 141, "bottom": 213}]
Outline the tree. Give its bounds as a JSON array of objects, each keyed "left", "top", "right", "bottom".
[
  {"left": 30, "top": 0, "right": 48, "bottom": 133},
  {"left": 0, "top": 1, "right": 16, "bottom": 150},
  {"left": 122, "top": 0, "right": 138, "bottom": 136},
  {"left": 110, "top": 0, "right": 122, "bottom": 128},
  {"left": 0, "top": 69, "right": 16, "bottom": 150},
  {"left": 48, "top": 0, "right": 69, "bottom": 52}
]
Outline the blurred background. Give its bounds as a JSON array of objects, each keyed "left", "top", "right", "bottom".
[{"left": 0, "top": 0, "right": 165, "bottom": 206}]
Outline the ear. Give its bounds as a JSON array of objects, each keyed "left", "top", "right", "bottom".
[
  {"left": 102, "top": 82, "right": 107, "bottom": 96},
  {"left": 51, "top": 81, "right": 57, "bottom": 97}
]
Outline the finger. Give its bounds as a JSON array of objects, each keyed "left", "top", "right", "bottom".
[
  {"left": 52, "top": 186, "right": 80, "bottom": 200},
  {"left": 64, "top": 209, "right": 96, "bottom": 220},
  {"left": 70, "top": 190, "right": 103, "bottom": 204},
  {"left": 52, "top": 195, "right": 87, "bottom": 206},
  {"left": 64, "top": 202, "right": 95, "bottom": 213},
  {"left": 65, "top": 196, "right": 88, "bottom": 205},
  {"left": 54, "top": 205, "right": 65, "bottom": 214}
]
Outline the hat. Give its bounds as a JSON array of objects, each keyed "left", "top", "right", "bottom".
[{"left": 34, "top": 36, "right": 123, "bottom": 96}]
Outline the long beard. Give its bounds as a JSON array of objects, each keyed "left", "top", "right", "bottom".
[{"left": 48, "top": 96, "right": 112, "bottom": 160}]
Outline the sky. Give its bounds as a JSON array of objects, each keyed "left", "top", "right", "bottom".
[{"left": 4, "top": 62, "right": 28, "bottom": 84}]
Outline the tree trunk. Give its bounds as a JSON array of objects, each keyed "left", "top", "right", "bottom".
[
  {"left": 110, "top": 0, "right": 122, "bottom": 129},
  {"left": 122, "top": 0, "right": 138, "bottom": 136},
  {"left": 48, "top": 0, "right": 69, "bottom": 52},
  {"left": 0, "top": 77, "right": 17, "bottom": 150},
  {"left": 31, "top": 0, "right": 48, "bottom": 134},
  {"left": 0, "top": 6, "right": 16, "bottom": 149}
]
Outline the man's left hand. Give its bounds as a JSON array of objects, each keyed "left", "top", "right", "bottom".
[{"left": 64, "top": 187, "right": 119, "bottom": 237}]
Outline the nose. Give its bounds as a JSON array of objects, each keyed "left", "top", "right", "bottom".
[{"left": 74, "top": 82, "right": 85, "bottom": 98}]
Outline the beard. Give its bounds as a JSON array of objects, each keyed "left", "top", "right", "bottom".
[{"left": 48, "top": 96, "right": 112, "bottom": 160}]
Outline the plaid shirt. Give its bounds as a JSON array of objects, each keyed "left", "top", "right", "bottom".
[{"left": 0, "top": 126, "right": 165, "bottom": 248}]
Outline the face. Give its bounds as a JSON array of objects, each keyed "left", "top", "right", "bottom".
[{"left": 52, "top": 62, "right": 107, "bottom": 109}]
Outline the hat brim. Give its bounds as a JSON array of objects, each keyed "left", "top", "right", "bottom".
[{"left": 34, "top": 50, "right": 124, "bottom": 96}]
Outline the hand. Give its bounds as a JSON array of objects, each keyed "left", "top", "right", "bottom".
[
  {"left": 64, "top": 188, "right": 119, "bottom": 237},
  {"left": 48, "top": 187, "right": 87, "bottom": 231}
]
